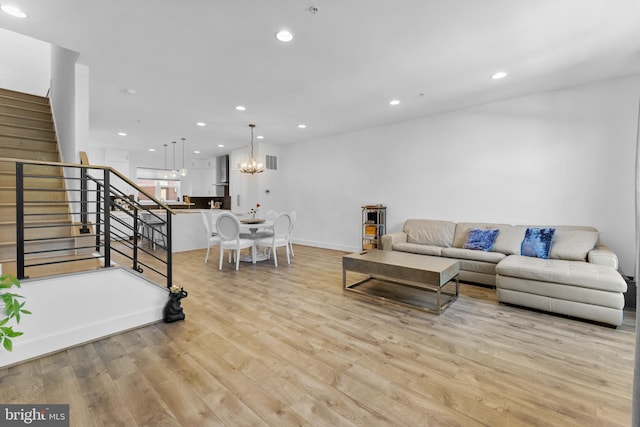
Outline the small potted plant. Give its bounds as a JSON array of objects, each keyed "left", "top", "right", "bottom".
[{"left": 0, "top": 274, "right": 30, "bottom": 352}]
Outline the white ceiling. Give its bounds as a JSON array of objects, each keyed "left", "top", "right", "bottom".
[{"left": 1, "top": 0, "right": 640, "bottom": 158}]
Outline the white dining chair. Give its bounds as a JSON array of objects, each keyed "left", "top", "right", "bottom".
[
  {"left": 288, "top": 210, "right": 296, "bottom": 257},
  {"left": 216, "top": 212, "right": 255, "bottom": 270},
  {"left": 200, "top": 211, "right": 221, "bottom": 264},
  {"left": 255, "top": 212, "right": 291, "bottom": 267}
]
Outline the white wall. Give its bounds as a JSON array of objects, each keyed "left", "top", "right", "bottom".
[
  {"left": 0, "top": 27, "right": 50, "bottom": 96},
  {"left": 280, "top": 74, "right": 640, "bottom": 275},
  {"left": 229, "top": 143, "right": 281, "bottom": 214},
  {"left": 50, "top": 45, "right": 79, "bottom": 164}
]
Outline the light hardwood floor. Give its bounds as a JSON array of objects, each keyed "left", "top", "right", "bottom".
[{"left": 0, "top": 245, "right": 635, "bottom": 426}]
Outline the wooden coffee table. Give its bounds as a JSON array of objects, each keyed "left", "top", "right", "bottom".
[{"left": 342, "top": 250, "right": 460, "bottom": 314}]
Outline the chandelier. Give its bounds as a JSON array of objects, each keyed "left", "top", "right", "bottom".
[{"left": 240, "top": 124, "right": 264, "bottom": 174}]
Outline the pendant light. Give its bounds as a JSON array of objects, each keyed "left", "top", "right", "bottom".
[
  {"left": 163, "top": 143, "right": 169, "bottom": 179},
  {"left": 240, "top": 124, "right": 264, "bottom": 174},
  {"left": 179, "top": 137, "right": 188, "bottom": 177},
  {"left": 170, "top": 141, "right": 178, "bottom": 178}
]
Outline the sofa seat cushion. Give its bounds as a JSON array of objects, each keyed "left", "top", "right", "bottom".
[
  {"left": 496, "top": 276, "right": 624, "bottom": 309},
  {"left": 393, "top": 242, "right": 443, "bottom": 256},
  {"left": 441, "top": 247, "right": 506, "bottom": 264},
  {"left": 458, "top": 260, "right": 498, "bottom": 276},
  {"left": 496, "top": 255, "right": 626, "bottom": 292},
  {"left": 404, "top": 219, "right": 455, "bottom": 247}
]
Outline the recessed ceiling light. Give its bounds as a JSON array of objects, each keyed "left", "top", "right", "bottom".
[
  {"left": 389, "top": 99, "right": 400, "bottom": 106},
  {"left": 275, "top": 30, "right": 293, "bottom": 42},
  {"left": 148, "top": 148, "right": 156, "bottom": 152},
  {"left": 298, "top": 124, "right": 306, "bottom": 129},
  {"left": 257, "top": 135, "right": 264, "bottom": 139},
  {"left": 196, "top": 122, "right": 206, "bottom": 127},
  {"left": 235, "top": 105, "right": 246, "bottom": 111},
  {"left": 1, "top": 5, "right": 27, "bottom": 18},
  {"left": 217, "top": 144, "right": 224, "bottom": 148},
  {"left": 118, "top": 132, "right": 127, "bottom": 136},
  {"left": 491, "top": 71, "right": 508, "bottom": 80},
  {"left": 194, "top": 150, "right": 201, "bottom": 154}
]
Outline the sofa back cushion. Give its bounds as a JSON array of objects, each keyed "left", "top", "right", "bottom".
[
  {"left": 492, "top": 225, "right": 527, "bottom": 255},
  {"left": 549, "top": 228, "right": 599, "bottom": 261},
  {"left": 404, "top": 219, "right": 456, "bottom": 247},
  {"left": 520, "top": 225, "right": 599, "bottom": 261},
  {"left": 453, "top": 222, "right": 509, "bottom": 248}
]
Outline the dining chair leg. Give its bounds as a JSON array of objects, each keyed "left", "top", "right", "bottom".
[
  {"left": 289, "top": 240, "right": 294, "bottom": 257},
  {"left": 205, "top": 245, "right": 210, "bottom": 263},
  {"left": 273, "top": 245, "right": 278, "bottom": 268},
  {"left": 235, "top": 247, "right": 241, "bottom": 270},
  {"left": 218, "top": 247, "right": 224, "bottom": 270},
  {"left": 285, "top": 244, "right": 291, "bottom": 265}
]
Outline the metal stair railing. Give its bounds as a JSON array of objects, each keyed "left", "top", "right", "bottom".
[{"left": 8, "top": 157, "right": 174, "bottom": 288}]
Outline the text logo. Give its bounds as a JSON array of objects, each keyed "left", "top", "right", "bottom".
[{"left": 0, "top": 405, "right": 69, "bottom": 426}]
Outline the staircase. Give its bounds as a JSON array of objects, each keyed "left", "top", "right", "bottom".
[{"left": 0, "top": 87, "right": 98, "bottom": 278}]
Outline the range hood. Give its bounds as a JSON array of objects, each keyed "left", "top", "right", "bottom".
[{"left": 216, "top": 155, "right": 229, "bottom": 184}]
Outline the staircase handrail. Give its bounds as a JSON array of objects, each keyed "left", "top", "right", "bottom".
[{"left": 0, "top": 156, "right": 175, "bottom": 214}]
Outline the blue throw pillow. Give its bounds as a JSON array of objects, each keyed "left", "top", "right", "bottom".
[
  {"left": 464, "top": 228, "right": 500, "bottom": 251},
  {"left": 521, "top": 227, "right": 556, "bottom": 259}
]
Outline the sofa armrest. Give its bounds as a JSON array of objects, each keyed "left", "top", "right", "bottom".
[
  {"left": 588, "top": 244, "right": 619, "bottom": 270},
  {"left": 381, "top": 232, "right": 407, "bottom": 251}
]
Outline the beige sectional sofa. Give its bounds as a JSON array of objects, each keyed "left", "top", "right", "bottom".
[{"left": 381, "top": 219, "right": 627, "bottom": 326}]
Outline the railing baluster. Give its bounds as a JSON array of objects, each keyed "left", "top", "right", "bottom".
[
  {"left": 15, "top": 162, "right": 25, "bottom": 279},
  {"left": 95, "top": 182, "right": 102, "bottom": 252},
  {"left": 166, "top": 210, "right": 172, "bottom": 289},
  {"left": 103, "top": 170, "right": 111, "bottom": 268},
  {"left": 79, "top": 167, "right": 90, "bottom": 234},
  {"left": 133, "top": 206, "right": 139, "bottom": 272}
]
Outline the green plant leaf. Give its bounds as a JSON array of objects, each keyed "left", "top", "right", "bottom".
[
  {"left": 3, "top": 337, "right": 12, "bottom": 352},
  {"left": 5, "top": 330, "right": 22, "bottom": 338}
]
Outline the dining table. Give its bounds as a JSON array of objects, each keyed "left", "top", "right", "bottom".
[{"left": 239, "top": 218, "right": 274, "bottom": 262}]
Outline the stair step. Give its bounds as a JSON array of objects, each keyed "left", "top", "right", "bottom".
[
  {"left": 0, "top": 88, "right": 49, "bottom": 105},
  {"left": 0, "top": 256, "right": 102, "bottom": 279},
  {"left": 0, "top": 161, "right": 61, "bottom": 174},
  {"left": 0, "top": 147, "right": 59, "bottom": 163},
  {"left": 0, "top": 123, "right": 56, "bottom": 140},
  {"left": 0, "top": 172, "right": 65, "bottom": 188},
  {"left": 0, "top": 203, "right": 70, "bottom": 222},
  {"left": 0, "top": 103, "right": 52, "bottom": 121},
  {"left": 0, "top": 95, "right": 50, "bottom": 114},
  {"left": 0, "top": 219, "right": 74, "bottom": 241},
  {"left": 0, "top": 135, "right": 57, "bottom": 152},
  {"left": 0, "top": 113, "right": 53, "bottom": 131},
  {"left": 0, "top": 237, "right": 77, "bottom": 261},
  {"left": 0, "top": 187, "right": 68, "bottom": 203}
]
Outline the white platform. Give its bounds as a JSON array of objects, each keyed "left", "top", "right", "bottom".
[{"left": 1, "top": 268, "right": 168, "bottom": 368}]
